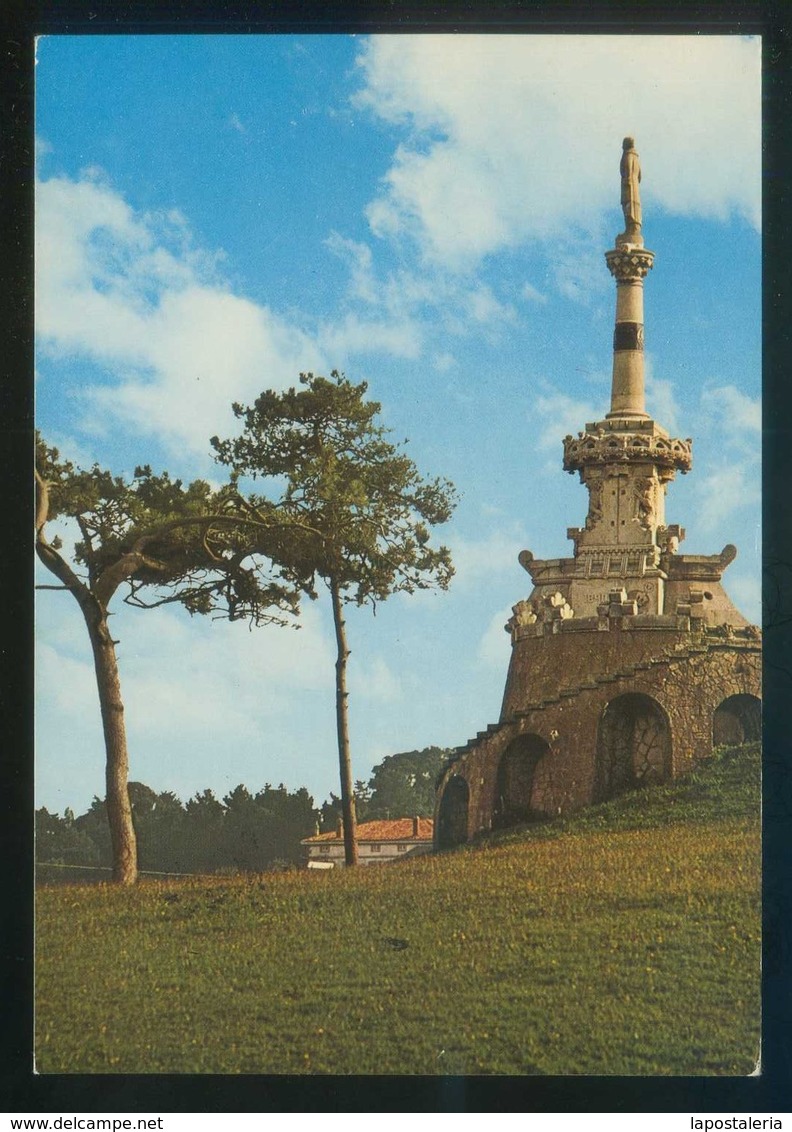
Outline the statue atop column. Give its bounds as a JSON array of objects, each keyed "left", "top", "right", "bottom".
[{"left": 617, "top": 136, "right": 643, "bottom": 247}]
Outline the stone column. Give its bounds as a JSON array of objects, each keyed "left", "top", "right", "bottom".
[{"left": 605, "top": 246, "right": 654, "bottom": 419}]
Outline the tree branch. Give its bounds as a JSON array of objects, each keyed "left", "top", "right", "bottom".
[
  {"left": 35, "top": 469, "right": 95, "bottom": 606},
  {"left": 128, "top": 510, "right": 325, "bottom": 560},
  {"left": 34, "top": 467, "right": 50, "bottom": 538}
]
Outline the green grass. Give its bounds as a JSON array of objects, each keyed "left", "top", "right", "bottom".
[{"left": 35, "top": 744, "right": 760, "bottom": 1075}]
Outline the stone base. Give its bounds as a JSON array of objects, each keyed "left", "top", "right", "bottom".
[{"left": 435, "top": 630, "right": 761, "bottom": 849}]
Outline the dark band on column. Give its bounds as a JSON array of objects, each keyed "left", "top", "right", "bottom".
[{"left": 613, "top": 322, "right": 644, "bottom": 351}]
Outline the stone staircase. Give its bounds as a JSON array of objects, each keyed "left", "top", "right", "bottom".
[{"left": 450, "top": 635, "right": 757, "bottom": 761}]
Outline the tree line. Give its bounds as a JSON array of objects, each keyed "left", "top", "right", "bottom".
[
  {"left": 36, "top": 371, "right": 458, "bottom": 883},
  {"left": 35, "top": 747, "right": 449, "bottom": 879}
]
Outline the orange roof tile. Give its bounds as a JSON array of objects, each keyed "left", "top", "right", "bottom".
[{"left": 302, "top": 817, "right": 433, "bottom": 844}]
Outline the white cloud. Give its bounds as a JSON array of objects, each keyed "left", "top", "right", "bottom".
[
  {"left": 324, "top": 228, "right": 522, "bottom": 341},
  {"left": 35, "top": 590, "right": 342, "bottom": 808},
  {"left": 522, "top": 282, "right": 548, "bottom": 305},
  {"left": 37, "top": 171, "right": 465, "bottom": 452},
  {"left": 36, "top": 577, "right": 412, "bottom": 810},
  {"left": 477, "top": 606, "right": 513, "bottom": 669},
  {"left": 350, "top": 655, "right": 403, "bottom": 703},
  {"left": 700, "top": 384, "right": 761, "bottom": 448},
  {"left": 354, "top": 35, "right": 760, "bottom": 270},
  {"left": 433, "top": 351, "right": 457, "bottom": 373},
  {"left": 694, "top": 462, "right": 760, "bottom": 534},
  {"left": 690, "top": 384, "right": 760, "bottom": 534},
  {"left": 727, "top": 574, "right": 761, "bottom": 625},
  {"left": 464, "top": 284, "right": 517, "bottom": 327},
  {"left": 317, "top": 312, "right": 422, "bottom": 360},
  {"left": 40, "top": 597, "right": 335, "bottom": 737},
  {"left": 448, "top": 527, "right": 528, "bottom": 588},
  {"left": 325, "top": 231, "right": 378, "bottom": 304},
  {"left": 551, "top": 245, "right": 611, "bottom": 304},
  {"left": 645, "top": 364, "right": 683, "bottom": 435},
  {"left": 36, "top": 173, "right": 325, "bottom": 456},
  {"left": 36, "top": 639, "right": 99, "bottom": 718},
  {"left": 534, "top": 385, "right": 600, "bottom": 450},
  {"left": 35, "top": 135, "right": 53, "bottom": 161}
]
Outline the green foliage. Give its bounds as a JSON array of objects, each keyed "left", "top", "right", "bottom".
[
  {"left": 182, "top": 790, "right": 226, "bottom": 873},
  {"left": 211, "top": 371, "right": 458, "bottom": 606},
  {"left": 365, "top": 746, "right": 449, "bottom": 820},
  {"left": 316, "top": 747, "right": 448, "bottom": 830},
  {"left": 36, "top": 745, "right": 760, "bottom": 1074},
  {"left": 37, "top": 781, "right": 319, "bottom": 878},
  {"left": 219, "top": 783, "right": 317, "bottom": 873},
  {"left": 36, "top": 435, "right": 300, "bottom": 622},
  {"left": 318, "top": 786, "right": 369, "bottom": 832},
  {"left": 35, "top": 807, "right": 101, "bottom": 867},
  {"left": 36, "top": 434, "right": 310, "bottom": 885},
  {"left": 212, "top": 371, "right": 457, "bottom": 866},
  {"left": 476, "top": 741, "right": 761, "bottom": 850},
  {"left": 73, "top": 798, "right": 114, "bottom": 868}
]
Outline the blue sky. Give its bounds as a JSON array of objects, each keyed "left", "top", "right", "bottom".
[{"left": 35, "top": 34, "right": 761, "bottom": 815}]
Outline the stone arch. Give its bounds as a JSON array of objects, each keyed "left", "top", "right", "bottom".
[
  {"left": 595, "top": 693, "right": 672, "bottom": 802},
  {"left": 713, "top": 694, "right": 761, "bottom": 747},
  {"left": 436, "top": 775, "right": 470, "bottom": 849},
  {"left": 492, "top": 733, "right": 551, "bottom": 829}
]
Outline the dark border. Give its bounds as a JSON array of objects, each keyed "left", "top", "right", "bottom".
[{"left": 3, "top": 0, "right": 791, "bottom": 1115}]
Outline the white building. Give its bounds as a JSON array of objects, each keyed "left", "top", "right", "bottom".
[{"left": 302, "top": 817, "right": 433, "bottom": 868}]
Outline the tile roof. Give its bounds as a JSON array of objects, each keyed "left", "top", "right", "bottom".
[{"left": 302, "top": 817, "right": 434, "bottom": 844}]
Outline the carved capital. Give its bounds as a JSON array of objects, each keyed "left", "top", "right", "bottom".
[{"left": 605, "top": 247, "right": 655, "bottom": 281}]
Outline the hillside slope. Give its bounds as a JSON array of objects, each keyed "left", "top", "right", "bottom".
[{"left": 36, "top": 744, "right": 760, "bottom": 1075}]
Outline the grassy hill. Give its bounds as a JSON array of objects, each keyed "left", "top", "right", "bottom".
[{"left": 35, "top": 743, "right": 760, "bottom": 1076}]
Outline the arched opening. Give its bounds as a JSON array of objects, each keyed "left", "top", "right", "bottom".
[
  {"left": 713, "top": 694, "right": 761, "bottom": 747},
  {"left": 596, "top": 693, "right": 671, "bottom": 802},
  {"left": 492, "top": 734, "right": 550, "bottom": 829},
  {"left": 436, "top": 775, "right": 470, "bottom": 849}
]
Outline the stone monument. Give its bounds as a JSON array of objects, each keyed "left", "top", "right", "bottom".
[{"left": 435, "top": 139, "right": 761, "bottom": 849}]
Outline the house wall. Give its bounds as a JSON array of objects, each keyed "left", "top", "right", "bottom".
[{"left": 306, "top": 841, "right": 433, "bottom": 868}]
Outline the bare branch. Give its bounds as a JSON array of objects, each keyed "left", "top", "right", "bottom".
[
  {"left": 34, "top": 467, "right": 50, "bottom": 538},
  {"left": 201, "top": 529, "right": 219, "bottom": 562},
  {"left": 123, "top": 590, "right": 196, "bottom": 610},
  {"left": 76, "top": 514, "right": 94, "bottom": 557}
]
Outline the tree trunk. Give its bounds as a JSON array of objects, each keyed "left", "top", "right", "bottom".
[
  {"left": 330, "top": 577, "right": 358, "bottom": 866},
  {"left": 82, "top": 602, "right": 138, "bottom": 885}
]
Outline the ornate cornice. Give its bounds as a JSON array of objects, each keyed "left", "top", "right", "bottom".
[{"left": 563, "top": 428, "right": 692, "bottom": 474}]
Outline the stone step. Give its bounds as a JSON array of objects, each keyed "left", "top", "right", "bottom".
[{"left": 456, "top": 639, "right": 724, "bottom": 762}]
